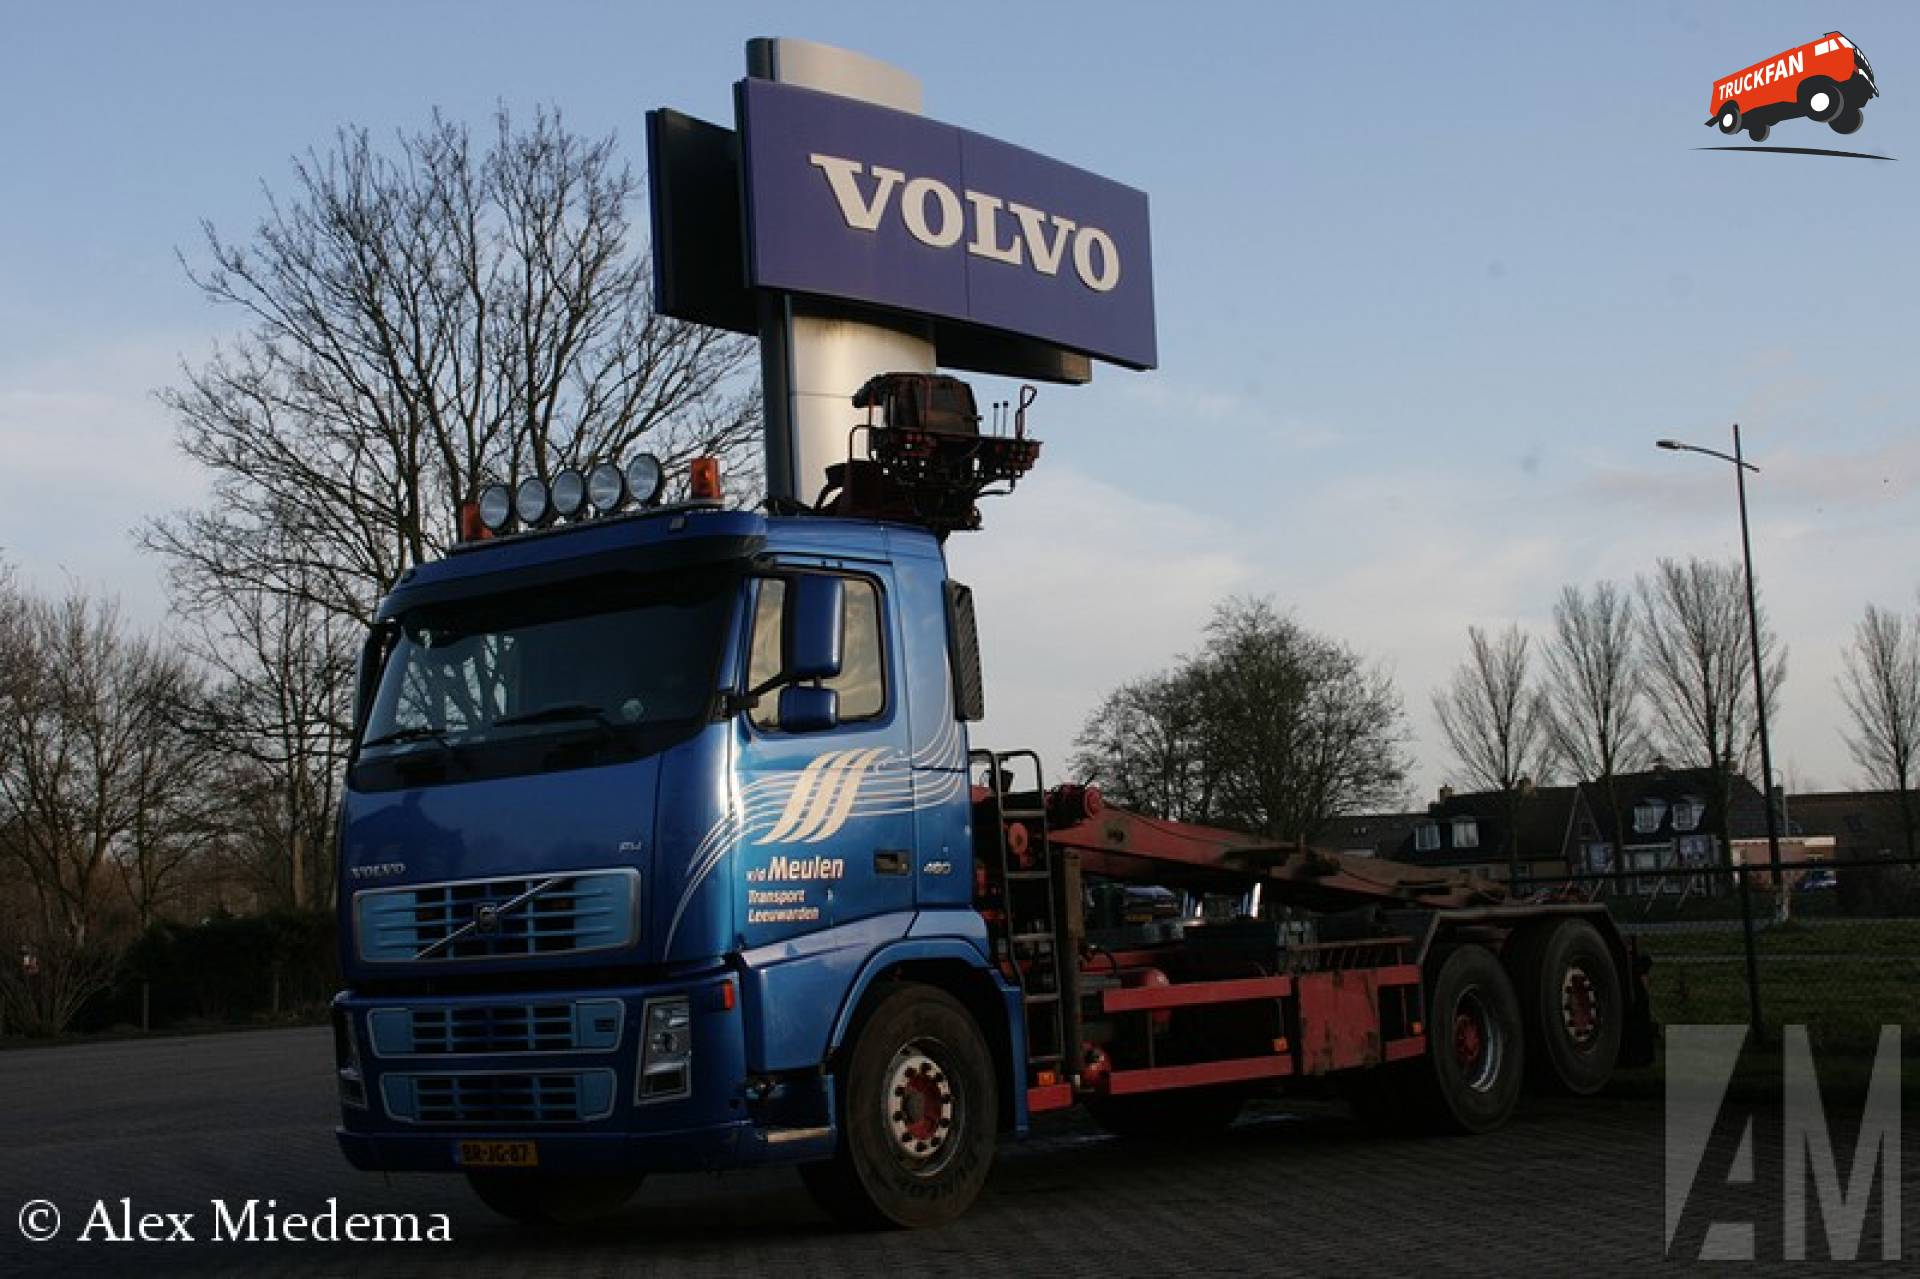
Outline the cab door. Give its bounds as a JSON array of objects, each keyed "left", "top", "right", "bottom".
[{"left": 732, "top": 566, "right": 916, "bottom": 949}]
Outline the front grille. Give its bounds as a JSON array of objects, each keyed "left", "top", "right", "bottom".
[
  {"left": 367, "top": 999, "right": 624, "bottom": 1056},
  {"left": 355, "top": 869, "right": 639, "bottom": 963},
  {"left": 381, "top": 1070, "right": 617, "bottom": 1124}
]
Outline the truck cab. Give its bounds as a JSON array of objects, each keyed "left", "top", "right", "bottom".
[{"left": 333, "top": 495, "right": 1020, "bottom": 1225}]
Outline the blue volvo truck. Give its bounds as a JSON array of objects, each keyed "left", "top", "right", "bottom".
[{"left": 332, "top": 376, "right": 1649, "bottom": 1229}]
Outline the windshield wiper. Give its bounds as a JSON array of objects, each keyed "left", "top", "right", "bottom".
[
  {"left": 361, "top": 725, "right": 454, "bottom": 750},
  {"left": 491, "top": 702, "right": 616, "bottom": 731}
]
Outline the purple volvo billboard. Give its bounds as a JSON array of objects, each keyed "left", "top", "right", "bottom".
[{"left": 735, "top": 78, "right": 1156, "bottom": 370}]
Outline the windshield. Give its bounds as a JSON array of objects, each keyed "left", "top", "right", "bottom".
[{"left": 354, "top": 568, "right": 734, "bottom": 788}]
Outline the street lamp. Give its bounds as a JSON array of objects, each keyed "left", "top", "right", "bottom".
[{"left": 1657, "top": 425, "right": 1786, "bottom": 1040}]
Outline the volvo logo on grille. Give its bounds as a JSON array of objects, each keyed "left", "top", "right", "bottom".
[{"left": 471, "top": 902, "right": 503, "bottom": 935}]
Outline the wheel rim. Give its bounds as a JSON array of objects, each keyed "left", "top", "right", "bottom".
[
  {"left": 883, "top": 1039, "right": 961, "bottom": 1175},
  {"left": 1452, "top": 987, "right": 1504, "bottom": 1093},
  {"left": 1810, "top": 91, "right": 1832, "bottom": 114},
  {"left": 1560, "top": 963, "right": 1600, "bottom": 1050}
]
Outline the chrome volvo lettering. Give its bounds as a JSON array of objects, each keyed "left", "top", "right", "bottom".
[{"left": 807, "top": 153, "right": 1122, "bottom": 293}]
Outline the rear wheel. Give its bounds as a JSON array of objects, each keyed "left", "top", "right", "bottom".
[
  {"left": 1746, "top": 120, "right": 1771, "bottom": 143},
  {"left": 466, "top": 1172, "right": 642, "bottom": 1226},
  {"left": 1416, "top": 945, "right": 1525, "bottom": 1134},
  {"left": 1514, "top": 920, "right": 1623, "bottom": 1095},
  {"left": 799, "top": 982, "right": 997, "bottom": 1230},
  {"left": 1717, "top": 103, "right": 1741, "bottom": 134}
]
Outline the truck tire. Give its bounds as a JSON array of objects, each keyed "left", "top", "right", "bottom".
[
  {"left": 1086, "top": 1085, "right": 1244, "bottom": 1140},
  {"left": 1418, "top": 944, "right": 1524, "bottom": 1134},
  {"left": 1830, "top": 107, "right": 1864, "bottom": 135},
  {"left": 799, "top": 981, "right": 997, "bottom": 1230},
  {"left": 1514, "top": 919, "right": 1622, "bottom": 1096},
  {"left": 1716, "top": 102, "right": 1741, "bottom": 134},
  {"left": 1746, "top": 120, "right": 1770, "bottom": 143},
  {"left": 1801, "top": 77, "right": 1844, "bottom": 122},
  {"left": 465, "top": 1172, "right": 642, "bottom": 1226}
]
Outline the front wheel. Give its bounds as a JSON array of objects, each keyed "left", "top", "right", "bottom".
[
  {"left": 799, "top": 982, "right": 998, "bottom": 1229},
  {"left": 466, "top": 1172, "right": 642, "bottom": 1226},
  {"left": 1802, "top": 77, "right": 1844, "bottom": 122},
  {"left": 1831, "top": 108, "right": 1864, "bottom": 135}
]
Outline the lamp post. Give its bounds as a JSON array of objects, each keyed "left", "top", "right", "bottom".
[{"left": 1657, "top": 424, "right": 1785, "bottom": 1042}]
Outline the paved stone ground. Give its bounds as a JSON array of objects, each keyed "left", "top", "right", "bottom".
[{"left": 0, "top": 1027, "right": 1910, "bottom": 1276}]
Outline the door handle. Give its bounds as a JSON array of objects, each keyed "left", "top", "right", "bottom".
[{"left": 873, "top": 850, "right": 911, "bottom": 876}]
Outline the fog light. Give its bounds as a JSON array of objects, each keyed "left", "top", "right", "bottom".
[
  {"left": 514, "top": 476, "right": 551, "bottom": 526},
  {"left": 625, "top": 453, "right": 665, "bottom": 507},
  {"left": 477, "top": 484, "right": 513, "bottom": 533},
  {"left": 333, "top": 1006, "right": 367, "bottom": 1110},
  {"left": 587, "top": 461, "right": 626, "bottom": 513},
  {"left": 550, "top": 467, "right": 587, "bottom": 519}
]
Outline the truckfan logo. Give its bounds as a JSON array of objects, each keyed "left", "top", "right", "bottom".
[{"left": 1701, "top": 31, "right": 1886, "bottom": 157}]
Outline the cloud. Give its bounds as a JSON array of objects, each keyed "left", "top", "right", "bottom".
[
  {"left": 0, "top": 338, "right": 211, "bottom": 618},
  {"left": 945, "top": 466, "right": 1255, "bottom": 773}
]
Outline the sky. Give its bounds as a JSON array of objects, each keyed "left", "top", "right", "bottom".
[{"left": 3, "top": 2, "right": 1917, "bottom": 802}]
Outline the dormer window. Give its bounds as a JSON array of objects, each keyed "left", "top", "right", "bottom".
[
  {"left": 1672, "top": 795, "right": 1705, "bottom": 832},
  {"left": 1633, "top": 797, "right": 1667, "bottom": 834},
  {"left": 1415, "top": 823, "right": 1440, "bottom": 852},
  {"left": 1452, "top": 818, "right": 1480, "bottom": 849}
]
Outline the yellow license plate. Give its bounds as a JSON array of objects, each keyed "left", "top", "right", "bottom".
[{"left": 457, "top": 1139, "right": 539, "bottom": 1168}]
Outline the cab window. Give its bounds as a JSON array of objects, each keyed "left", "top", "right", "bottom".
[{"left": 747, "top": 576, "right": 887, "bottom": 729}]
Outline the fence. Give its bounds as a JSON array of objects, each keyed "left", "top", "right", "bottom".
[{"left": 1512, "top": 857, "right": 1920, "bottom": 1059}]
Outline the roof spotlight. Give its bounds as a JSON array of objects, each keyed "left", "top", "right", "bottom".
[
  {"left": 550, "top": 467, "right": 587, "bottom": 520},
  {"left": 514, "top": 476, "right": 552, "bottom": 527},
  {"left": 625, "top": 453, "right": 665, "bottom": 506},
  {"left": 476, "top": 484, "right": 514, "bottom": 534},
  {"left": 587, "top": 461, "right": 626, "bottom": 514}
]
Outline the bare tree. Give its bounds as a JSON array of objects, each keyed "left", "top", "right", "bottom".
[
  {"left": 1432, "top": 624, "right": 1552, "bottom": 874},
  {"left": 0, "top": 586, "right": 209, "bottom": 1032},
  {"left": 1071, "top": 668, "right": 1215, "bottom": 823},
  {"left": 1541, "top": 582, "right": 1647, "bottom": 860},
  {"left": 140, "top": 108, "right": 759, "bottom": 908},
  {"left": 1637, "top": 557, "right": 1785, "bottom": 861},
  {"left": 1071, "top": 599, "right": 1406, "bottom": 842},
  {"left": 1839, "top": 602, "right": 1920, "bottom": 859},
  {"left": 143, "top": 106, "right": 760, "bottom": 630},
  {"left": 1196, "top": 598, "right": 1407, "bottom": 842}
]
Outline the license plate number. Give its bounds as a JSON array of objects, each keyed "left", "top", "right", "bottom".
[{"left": 457, "top": 1139, "right": 538, "bottom": 1168}]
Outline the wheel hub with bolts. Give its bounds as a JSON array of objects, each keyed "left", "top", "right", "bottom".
[
  {"left": 1452, "top": 987, "right": 1504, "bottom": 1094},
  {"left": 884, "top": 1042, "right": 958, "bottom": 1173},
  {"left": 1560, "top": 964, "right": 1599, "bottom": 1048}
]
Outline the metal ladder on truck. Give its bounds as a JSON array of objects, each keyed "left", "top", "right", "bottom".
[{"left": 971, "top": 749, "right": 1076, "bottom": 1089}]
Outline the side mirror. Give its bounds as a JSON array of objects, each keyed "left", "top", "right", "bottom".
[
  {"left": 777, "top": 685, "right": 840, "bottom": 733},
  {"left": 782, "top": 575, "right": 845, "bottom": 683}
]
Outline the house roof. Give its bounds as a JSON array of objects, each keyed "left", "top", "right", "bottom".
[
  {"left": 1578, "top": 767, "right": 1770, "bottom": 844},
  {"left": 1330, "top": 785, "right": 1581, "bottom": 866},
  {"left": 1785, "top": 790, "right": 1918, "bottom": 854},
  {"left": 1318, "top": 812, "right": 1424, "bottom": 858}
]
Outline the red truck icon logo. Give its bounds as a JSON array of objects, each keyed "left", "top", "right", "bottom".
[{"left": 1708, "top": 32, "right": 1879, "bottom": 141}]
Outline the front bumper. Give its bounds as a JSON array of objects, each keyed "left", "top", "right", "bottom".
[{"left": 333, "top": 968, "right": 835, "bottom": 1175}]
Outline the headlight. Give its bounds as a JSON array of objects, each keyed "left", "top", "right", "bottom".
[
  {"left": 477, "top": 484, "right": 513, "bottom": 533},
  {"left": 638, "top": 996, "right": 692, "bottom": 1102},
  {"left": 550, "top": 467, "right": 587, "bottom": 520},
  {"left": 513, "top": 476, "right": 552, "bottom": 527}
]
